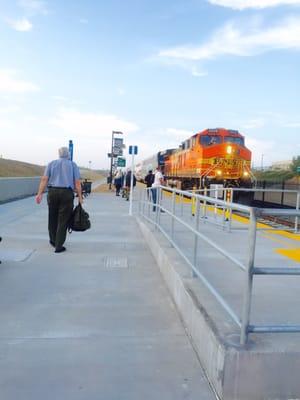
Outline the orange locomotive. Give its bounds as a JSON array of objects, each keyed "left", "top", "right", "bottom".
[{"left": 163, "top": 128, "right": 252, "bottom": 189}]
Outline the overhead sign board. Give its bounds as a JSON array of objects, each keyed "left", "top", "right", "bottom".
[
  {"left": 114, "top": 138, "right": 123, "bottom": 148},
  {"left": 117, "top": 157, "right": 126, "bottom": 167}
]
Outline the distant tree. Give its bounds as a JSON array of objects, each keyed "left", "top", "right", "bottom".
[{"left": 290, "top": 156, "right": 300, "bottom": 173}]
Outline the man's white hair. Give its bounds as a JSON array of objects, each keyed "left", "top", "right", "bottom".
[{"left": 58, "top": 147, "right": 70, "bottom": 159}]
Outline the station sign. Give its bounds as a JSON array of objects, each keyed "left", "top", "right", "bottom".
[{"left": 117, "top": 157, "right": 126, "bottom": 167}]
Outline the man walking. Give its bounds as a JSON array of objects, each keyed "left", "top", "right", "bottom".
[
  {"left": 151, "top": 166, "right": 164, "bottom": 212},
  {"left": 35, "top": 147, "right": 83, "bottom": 253},
  {"left": 144, "top": 169, "right": 154, "bottom": 199}
]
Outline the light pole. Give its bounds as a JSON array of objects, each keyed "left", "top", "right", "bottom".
[
  {"left": 109, "top": 131, "right": 123, "bottom": 190},
  {"left": 88, "top": 160, "right": 92, "bottom": 180},
  {"left": 261, "top": 154, "right": 264, "bottom": 171}
]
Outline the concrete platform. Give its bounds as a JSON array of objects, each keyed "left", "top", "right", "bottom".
[
  {"left": 138, "top": 192, "right": 300, "bottom": 400},
  {"left": 0, "top": 194, "right": 215, "bottom": 400}
]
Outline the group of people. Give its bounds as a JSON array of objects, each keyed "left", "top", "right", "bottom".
[
  {"left": 113, "top": 166, "right": 165, "bottom": 211},
  {"left": 143, "top": 166, "right": 165, "bottom": 211},
  {"left": 113, "top": 169, "right": 136, "bottom": 200}
]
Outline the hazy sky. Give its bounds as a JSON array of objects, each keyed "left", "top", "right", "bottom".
[{"left": 1, "top": 0, "right": 300, "bottom": 169}]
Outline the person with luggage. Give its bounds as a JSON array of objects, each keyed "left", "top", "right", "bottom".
[{"left": 35, "top": 147, "right": 83, "bottom": 253}]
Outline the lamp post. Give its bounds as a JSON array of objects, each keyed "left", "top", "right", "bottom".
[
  {"left": 109, "top": 131, "right": 123, "bottom": 190},
  {"left": 261, "top": 154, "right": 264, "bottom": 171},
  {"left": 88, "top": 160, "right": 92, "bottom": 180}
]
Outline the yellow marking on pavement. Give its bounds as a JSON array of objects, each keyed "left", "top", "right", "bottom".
[
  {"left": 162, "top": 187, "right": 300, "bottom": 242},
  {"left": 260, "top": 233, "right": 295, "bottom": 248},
  {"left": 276, "top": 248, "right": 300, "bottom": 263}
]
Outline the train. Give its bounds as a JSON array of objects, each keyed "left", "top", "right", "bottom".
[{"left": 137, "top": 128, "right": 253, "bottom": 189}]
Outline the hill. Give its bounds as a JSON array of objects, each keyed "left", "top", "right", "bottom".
[
  {"left": 0, "top": 158, "right": 104, "bottom": 181},
  {"left": 0, "top": 158, "right": 44, "bottom": 177}
]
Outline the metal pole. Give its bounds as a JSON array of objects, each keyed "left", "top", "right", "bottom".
[
  {"left": 129, "top": 152, "right": 134, "bottom": 216},
  {"left": 240, "top": 209, "right": 258, "bottom": 345},
  {"left": 138, "top": 187, "right": 142, "bottom": 215},
  {"left": 295, "top": 192, "right": 300, "bottom": 233},
  {"left": 157, "top": 187, "right": 162, "bottom": 226},
  {"left": 228, "top": 188, "right": 233, "bottom": 232},
  {"left": 155, "top": 188, "right": 159, "bottom": 229},
  {"left": 192, "top": 197, "right": 200, "bottom": 278},
  {"left": 180, "top": 193, "right": 184, "bottom": 217},
  {"left": 109, "top": 131, "right": 114, "bottom": 190},
  {"left": 171, "top": 191, "right": 176, "bottom": 240},
  {"left": 202, "top": 187, "right": 207, "bottom": 219}
]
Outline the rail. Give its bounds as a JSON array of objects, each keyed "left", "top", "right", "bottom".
[
  {"left": 138, "top": 185, "right": 300, "bottom": 345},
  {"left": 189, "top": 187, "right": 300, "bottom": 233}
]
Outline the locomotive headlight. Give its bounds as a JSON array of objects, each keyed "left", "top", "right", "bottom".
[
  {"left": 243, "top": 171, "right": 249, "bottom": 177},
  {"left": 226, "top": 145, "right": 232, "bottom": 155},
  {"left": 216, "top": 169, "right": 222, "bottom": 176}
]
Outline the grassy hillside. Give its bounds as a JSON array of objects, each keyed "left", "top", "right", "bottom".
[
  {"left": 0, "top": 158, "right": 44, "bottom": 177},
  {"left": 0, "top": 158, "right": 105, "bottom": 181}
]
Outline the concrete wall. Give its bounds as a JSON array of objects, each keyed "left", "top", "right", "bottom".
[{"left": 0, "top": 177, "right": 40, "bottom": 203}]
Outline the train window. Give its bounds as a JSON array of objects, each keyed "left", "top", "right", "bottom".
[
  {"left": 200, "top": 135, "right": 222, "bottom": 146},
  {"left": 224, "top": 136, "right": 244, "bottom": 146},
  {"left": 185, "top": 140, "right": 190, "bottom": 149}
]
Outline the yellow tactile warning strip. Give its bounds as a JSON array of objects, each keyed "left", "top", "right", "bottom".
[
  {"left": 162, "top": 190, "right": 300, "bottom": 262},
  {"left": 276, "top": 248, "right": 300, "bottom": 263}
]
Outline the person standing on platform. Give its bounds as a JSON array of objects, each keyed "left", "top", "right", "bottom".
[
  {"left": 125, "top": 169, "right": 136, "bottom": 201},
  {"left": 151, "top": 166, "right": 164, "bottom": 212},
  {"left": 114, "top": 169, "right": 122, "bottom": 196},
  {"left": 144, "top": 170, "right": 154, "bottom": 199},
  {"left": 35, "top": 147, "right": 83, "bottom": 253}
]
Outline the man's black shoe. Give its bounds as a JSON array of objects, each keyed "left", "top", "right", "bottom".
[{"left": 55, "top": 246, "right": 66, "bottom": 253}]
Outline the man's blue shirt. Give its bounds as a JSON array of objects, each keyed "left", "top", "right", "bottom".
[{"left": 44, "top": 158, "right": 81, "bottom": 190}]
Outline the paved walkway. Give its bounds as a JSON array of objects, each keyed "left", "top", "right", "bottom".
[{"left": 0, "top": 193, "right": 215, "bottom": 400}]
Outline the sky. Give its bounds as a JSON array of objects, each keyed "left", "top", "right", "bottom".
[{"left": 0, "top": 0, "right": 300, "bottom": 169}]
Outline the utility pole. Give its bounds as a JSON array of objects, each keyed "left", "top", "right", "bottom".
[
  {"left": 261, "top": 154, "right": 264, "bottom": 171},
  {"left": 109, "top": 131, "right": 123, "bottom": 189},
  {"left": 88, "top": 160, "right": 92, "bottom": 180}
]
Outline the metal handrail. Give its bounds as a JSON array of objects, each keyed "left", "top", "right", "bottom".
[{"left": 138, "top": 185, "right": 300, "bottom": 345}]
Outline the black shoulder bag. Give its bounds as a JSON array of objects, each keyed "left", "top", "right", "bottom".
[{"left": 68, "top": 204, "right": 91, "bottom": 232}]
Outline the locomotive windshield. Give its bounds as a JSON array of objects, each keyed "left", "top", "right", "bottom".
[
  {"left": 224, "top": 136, "right": 244, "bottom": 146},
  {"left": 200, "top": 135, "right": 222, "bottom": 146}
]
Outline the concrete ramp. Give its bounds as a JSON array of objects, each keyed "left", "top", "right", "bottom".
[{"left": 0, "top": 194, "right": 215, "bottom": 400}]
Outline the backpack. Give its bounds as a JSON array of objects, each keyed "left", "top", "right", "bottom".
[{"left": 68, "top": 204, "right": 91, "bottom": 232}]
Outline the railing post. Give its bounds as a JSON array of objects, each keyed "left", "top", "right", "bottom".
[
  {"left": 240, "top": 208, "right": 258, "bottom": 345},
  {"left": 228, "top": 188, "right": 233, "bottom": 233},
  {"left": 295, "top": 192, "right": 300, "bottom": 233},
  {"left": 138, "top": 188, "right": 142, "bottom": 215},
  {"left": 180, "top": 193, "right": 184, "bottom": 217},
  {"left": 192, "top": 197, "right": 200, "bottom": 278},
  {"left": 148, "top": 188, "right": 151, "bottom": 218},
  {"left": 171, "top": 191, "right": 176, "bottom": 240},
  {"left": 157, "top": 187, "right": 162, "bottom": 226},
  {"left": 202, "top": 187, "right": 208, "bottom": 219}
]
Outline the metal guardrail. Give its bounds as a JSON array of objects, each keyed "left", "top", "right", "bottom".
[
  {"left": 190, "top": 187, "right": 300, "bottom": 233},
  {"left": 138, "top": 185, "right": 300, "bottom": 345}
]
